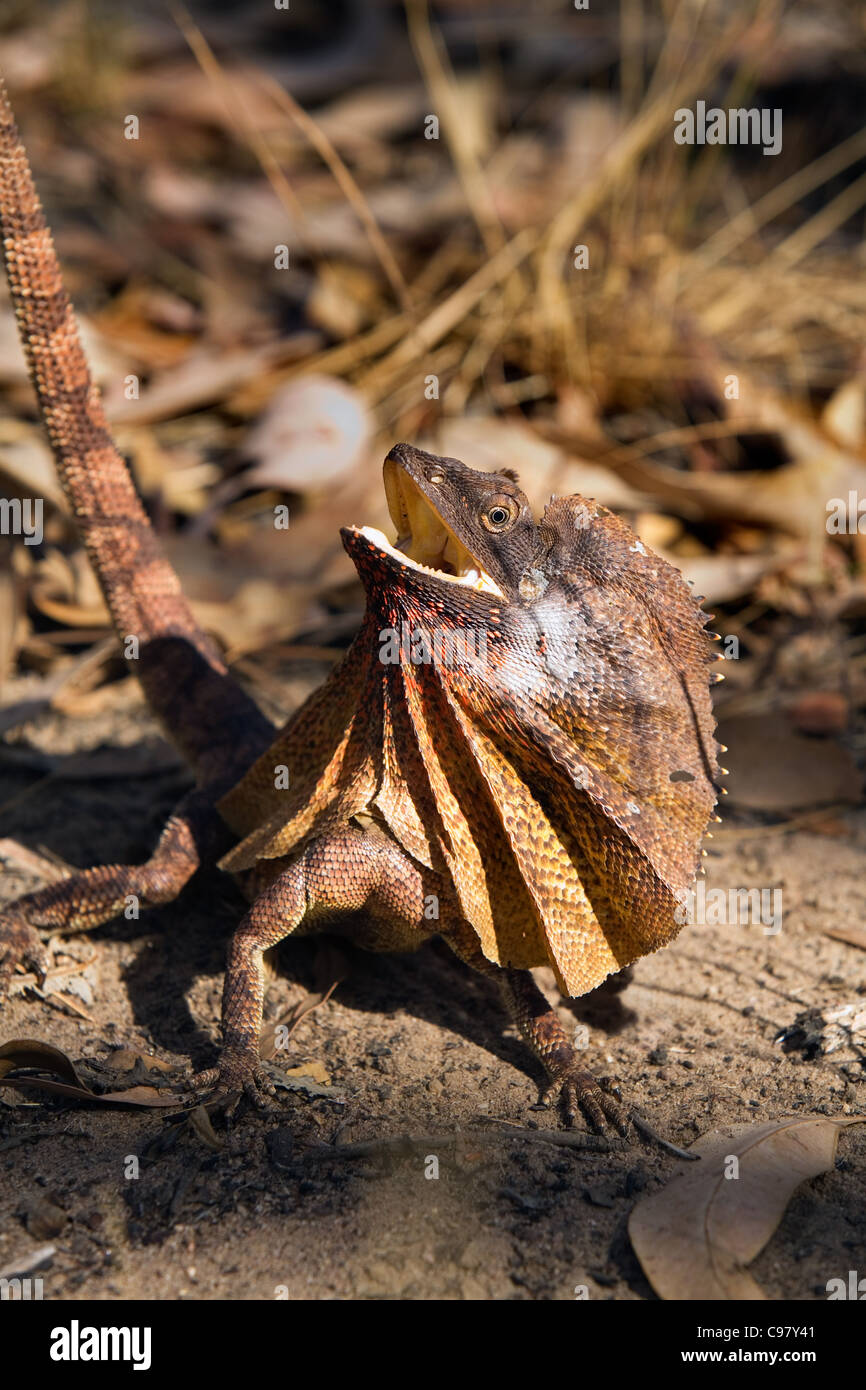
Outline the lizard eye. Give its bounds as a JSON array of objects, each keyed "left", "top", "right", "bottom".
[{"left": 481, "top": 496, "right": 519, "bottom": 531}]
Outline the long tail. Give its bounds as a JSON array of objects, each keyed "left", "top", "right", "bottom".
[{"left": 0, "top": 78, "right": 272, "bottom": 783}]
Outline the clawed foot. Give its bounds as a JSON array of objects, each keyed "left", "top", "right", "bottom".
[
  {"left": 542, "top": 1061, "right": 632, "bottom": 1138},
  {"left": 541, "top": 1062, "right": 696, "bottom": 1159},
  {"left": 189, "top": 1047, "right": 277, "bottom": 1114},
  {"left": 0, "top": 913, "right": 51, "bottom": 999}
]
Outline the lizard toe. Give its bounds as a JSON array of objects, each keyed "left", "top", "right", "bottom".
[
  {"left": 190, "top": 1048, "right": 278, "bottom": 1114},
  {"left": 543, "top": 1063, "right": 633, "bottom": 1138},
  {"left": 242, "top": 1073, "right": 276, "bottom": 1111},
  {"left": 545, "top": 1066, "right": 693, "bottom": 1155},
  {"left": 188, "top": 1065, "right": 219, "bottom": 1091}
]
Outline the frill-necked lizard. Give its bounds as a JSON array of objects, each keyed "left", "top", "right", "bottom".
[{"left": 0, "top": 81, "right": 721, "bottom": 1138}]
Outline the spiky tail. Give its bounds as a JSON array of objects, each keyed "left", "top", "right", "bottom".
[{"left": 0, "top": 78, "right": 272, "bottom": 782}]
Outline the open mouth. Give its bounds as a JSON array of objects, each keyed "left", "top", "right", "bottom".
[{"left": 357, "top": 461, "right": 503, "bottom": 597}]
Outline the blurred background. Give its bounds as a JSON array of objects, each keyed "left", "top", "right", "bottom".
[{"left": 2, "top": 0, "right": 866, "bottom": 821}]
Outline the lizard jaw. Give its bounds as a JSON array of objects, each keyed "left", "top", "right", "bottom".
[
  {"left": 378, "top": 463, "right": 504, "bottom": 596},
  {"left": 356, "top": 526, "right": 505, "bottom": 598}
]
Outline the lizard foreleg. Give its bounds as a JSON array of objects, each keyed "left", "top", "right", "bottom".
[{"left": 194, "top": 824, "right": 439, "bottom": 1107}]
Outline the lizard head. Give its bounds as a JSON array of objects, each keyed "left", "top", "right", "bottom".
[{"left": 342, "top": 442, "right": 538, "bottom": 601}]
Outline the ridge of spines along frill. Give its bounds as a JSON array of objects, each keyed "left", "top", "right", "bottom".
[
  {"left": 701, "top": 610, "right": 728, "bottom": 801},
  {"left": 687, "top": 582, "right": 728, "bottom": 864}
]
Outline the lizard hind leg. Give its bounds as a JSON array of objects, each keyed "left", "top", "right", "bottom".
[
  {"left": 496, "top": 968, "right": 697, "bottom": 1155},
  {"left": 443, "top": 921, "right": 632, "bottom": 1138},
  {"left": 498, "top": 967, "right": 632, "bottom": 1137},
  {"left": 0, "top": 790, "right": 219, "bottom": 998}
]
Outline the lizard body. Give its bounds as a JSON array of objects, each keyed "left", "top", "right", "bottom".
[{"left": 0, "top": 81, "right": 719, "bottom": 1136}]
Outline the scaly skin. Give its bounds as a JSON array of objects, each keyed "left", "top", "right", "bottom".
[{"left": 0, "top": 79, "right": 721, "bottom": 1139}]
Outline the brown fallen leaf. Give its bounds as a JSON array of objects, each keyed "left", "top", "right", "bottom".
[
  {"left": 256, "top": 946, "right": 346, "bottom": 1097},
  {"left": 670, "top": 550, "right": 785, "bottom": 606},
  {"left": 786, "top": 691, "right": 849, "bottom": 736},
  {"left": 822, "top": 376, "right": 866, "bottom": 452},
  {"left": 307, "top": 262, "right": 384, "bottom": 340},
  {"left": 0, "top": 555, "right": 21, "bottom": 684},
  {"left": 30, "top": 548, "right": 108, "bottom": 629},
  {"left": 241, "top": 374, "right": 371, "bottom": 494},
  {"left": 628, "top": 1116, "right": 863, "bottom": 1301},
  {"left": 823, "top": 924, "right": 866, "bottom": 951},
  {"left": 716, "top": 714, "right": 862, "bottom": 811},
  {"left": 103, "top": 340, "right": 316, "bottom": 426},
  {"left": 109, "top": 1048, "right": 175, "bottom": 1075},
  {"left": 259, "top": 942, "right": 348, "bottom": 1061},
  {"left": 0, "top": 1039, "right": 180, "bottom": 1108},
  {"left": 800, "top": 815, "right": 850, "bottom": 837},
  {"left": 188, "top": 1104, "right": 224, "bottom": 1151},
  {"left": 283, "top": 1061, "right": 330, "bottom": 1086},
  {"left": 0, "top": 421, "right": 66, "bottom": 510}
]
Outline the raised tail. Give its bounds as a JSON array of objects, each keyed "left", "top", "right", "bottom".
[{"left": 0, "top": 78, "right": 272, "bottom": 783}]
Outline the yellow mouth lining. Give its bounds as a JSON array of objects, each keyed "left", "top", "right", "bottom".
[{"left": 361, "top": 466, "right": 504, "bottom": 597}]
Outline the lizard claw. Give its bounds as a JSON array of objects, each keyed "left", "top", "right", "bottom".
[
  {"left": 189, "top": 1048, "right": 278, "bottom": 1114},
  {"left": 542, "top": 1064, "right": 699, "bottom": 1159},
  {"left": 0, "top": 912, "right": 51, "bottom": 1001},
  {"left": 542, "top": 1063, "right": 633, "bottom": 1138}
]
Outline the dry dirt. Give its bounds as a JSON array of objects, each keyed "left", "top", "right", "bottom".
[{"left": 0, "top": 674, "right": 864, "bottom": 1302}]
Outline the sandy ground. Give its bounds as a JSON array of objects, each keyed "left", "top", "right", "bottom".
[{"left": 0, "top": 675, "right": 864, "bottom": 1301}]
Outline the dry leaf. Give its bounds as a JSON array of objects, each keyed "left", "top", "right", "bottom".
[
  {"left": 822, "top": 924, "right": 866, "bottom": 951},
  {"left": 314, "top": 84, "right": 426, "bottom": 152},
  {"left": 800, "top": 815, "right": 850, "bottom": 837},
  {"left": 30, "top": 549, "right": 108, "bottom": 629},
  {"left": 822, "top": 377, "right": 866, "bottom": 451},
  {"left": 259, "top": 949, "right": 347, "bottom": 1061},
  {"left": 786, "top": 691, "right": 848, "bottom": 736},
  {"left": 188, "top": 1104, "right": 224, "bottom": 1150},
  {"left": 0, "top": 559, "right": 21, "bottom": 681},
  {"left": 717, "top": 715, "right": 862, "bottom": 811},
  {"left": 0, "top": 1039, "right": 180, "bottom": 1108},
  {"left": 103, "top": 343, "right": 303, "bottom": 426},
  {"left": 629, "top": 1116, "right": 863, "bottom": 1300},
  {"left": 0, "top": 839, "right": 72, "bottom": 882},
  {"left": 189, "top": 579, "right": 311, "bottom": 655},
  {"left": 306, "top": 262, "right": 382, "bottom": 339},
  {"left": 0, "top": 422, "right": 65, "bottom": 509},
  {"left": 242, "top": 375, "right": 371, "bottom": 493},
  {"left": 672, "top": 551, "right": 784, "bottom": 605},
  {"left": 268, "top": 1062, "right": 337, "bottom": 1099},
  {"left": 227, "top": 176, "right": 465, "bottom": 263},
  {"left": 110, "top": 1049, "right": 174, "bottom": 1074},
  {"left": 284, "top": 1061, "right": 330, "bottom": 1086},
  {"left": 634, "top": 512, "right": 684, "bottom": 551}
]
